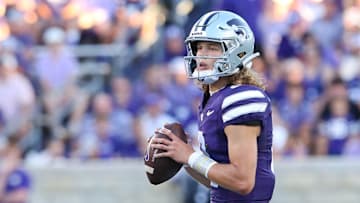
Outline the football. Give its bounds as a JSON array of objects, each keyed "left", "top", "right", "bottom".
[{"left": 144, "top": 122, "right": 187, "bottom": 185}]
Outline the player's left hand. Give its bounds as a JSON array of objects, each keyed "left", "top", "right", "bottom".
[{"left": 151, "top": 127, "right": 194, "bottom": 164}]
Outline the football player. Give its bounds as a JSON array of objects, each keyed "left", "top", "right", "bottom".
[{"left": 152, "top": 11, "right": 275, "bottom": 202}]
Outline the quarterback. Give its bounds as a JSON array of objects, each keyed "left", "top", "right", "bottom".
[{"left": 152, "top": 11, "right": 275, "bottom": 202}]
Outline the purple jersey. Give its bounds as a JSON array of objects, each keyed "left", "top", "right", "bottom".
[{"left": 198, "top": 85, "right": 275, "bottom": 202}]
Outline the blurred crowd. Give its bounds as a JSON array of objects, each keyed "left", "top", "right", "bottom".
[{"left": 0, "top": 0, "right": 360, "bottom": 202}]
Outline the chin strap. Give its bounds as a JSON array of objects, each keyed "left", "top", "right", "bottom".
[{"left": 242, "top": 52, "right": 260, "bottom": 69}]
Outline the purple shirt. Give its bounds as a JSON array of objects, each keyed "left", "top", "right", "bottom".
[
  {"left": 198, "top": 85, "right": 275, "bottom": 202},
  {"left": 35, "top": 47, "right": 78, "bottom": 91}
]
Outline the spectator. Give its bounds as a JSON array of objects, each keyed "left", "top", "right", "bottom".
[
  {"left": 300, "top": 32, "right": 334, "bottom": 103},
  {"left": 278, "top": 82, "right": 313, "bottom": 157},
  {"left": 309, "top": 0, "right": 343, "bottom": 67},
  {"left": 316, "top": 96, "right": 360, "bottom": 155},
  {"left": 162, "top": 25, "right": 186, "bottom": 62},
  {"left": 133, "top": 64, "right": 168, "bottom": 107},
  {"left": 135, "top": 93, "right": 176, "bottom": 153},
  {"left": 277, "top": 12, "right": 306, "bottom": 60},
  {"left": 258, "top": 0, "right": 289, "bottom": 63},
  {"left": 164, "top": 57, "right": 200, "bottom": 127},
  {"left": 0, "top": 137, "right": 31, "bottom": 203},
  {"left": 314, "top": 77, "right": 360, "bottom": 155},
  {"left": 34, "top": 26, "right": 83, "bottom": 147},
  {"left": 0, "top": 53, "right": 35, "bottom": 126},
  {"left": 35, "top": 26, "right": 79, "bottom": 95},
  {"left": 75, "top": 92, "right": 140, "bottom": 159},
  {"left": 110, "top": 76, "right": 139, "bottom": 115}
]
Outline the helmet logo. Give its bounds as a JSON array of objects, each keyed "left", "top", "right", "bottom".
[
  {"left": 218, "top": 18, "right": 248, "bottom": 39},
  {"left": 226, "top": 18, "right": 246, "bottom": 36}
]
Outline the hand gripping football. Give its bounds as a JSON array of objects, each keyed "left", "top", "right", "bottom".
[{"left": 144, "top": 122, "right": 187, "bottom": 185}]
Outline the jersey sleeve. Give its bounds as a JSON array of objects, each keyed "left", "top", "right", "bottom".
[{"left": 221, "top": 87, "right": 270, "bottom": 127}]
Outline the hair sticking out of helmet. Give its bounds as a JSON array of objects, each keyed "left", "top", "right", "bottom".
[{"left": 184, "top": 11, "right": 260, "bottom": 84}]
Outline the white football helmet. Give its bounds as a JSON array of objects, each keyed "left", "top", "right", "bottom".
[{"left": 184, "top": 11, "right": 259, "bottom": 84}]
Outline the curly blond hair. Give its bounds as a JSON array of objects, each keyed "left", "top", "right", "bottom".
[{"left": 200, "top": 68, "right": 266, "bottom": 92}]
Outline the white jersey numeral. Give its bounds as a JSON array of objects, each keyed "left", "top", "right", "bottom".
[{"left": 197, "top": 131, "right": 206, "bottom": 153}]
